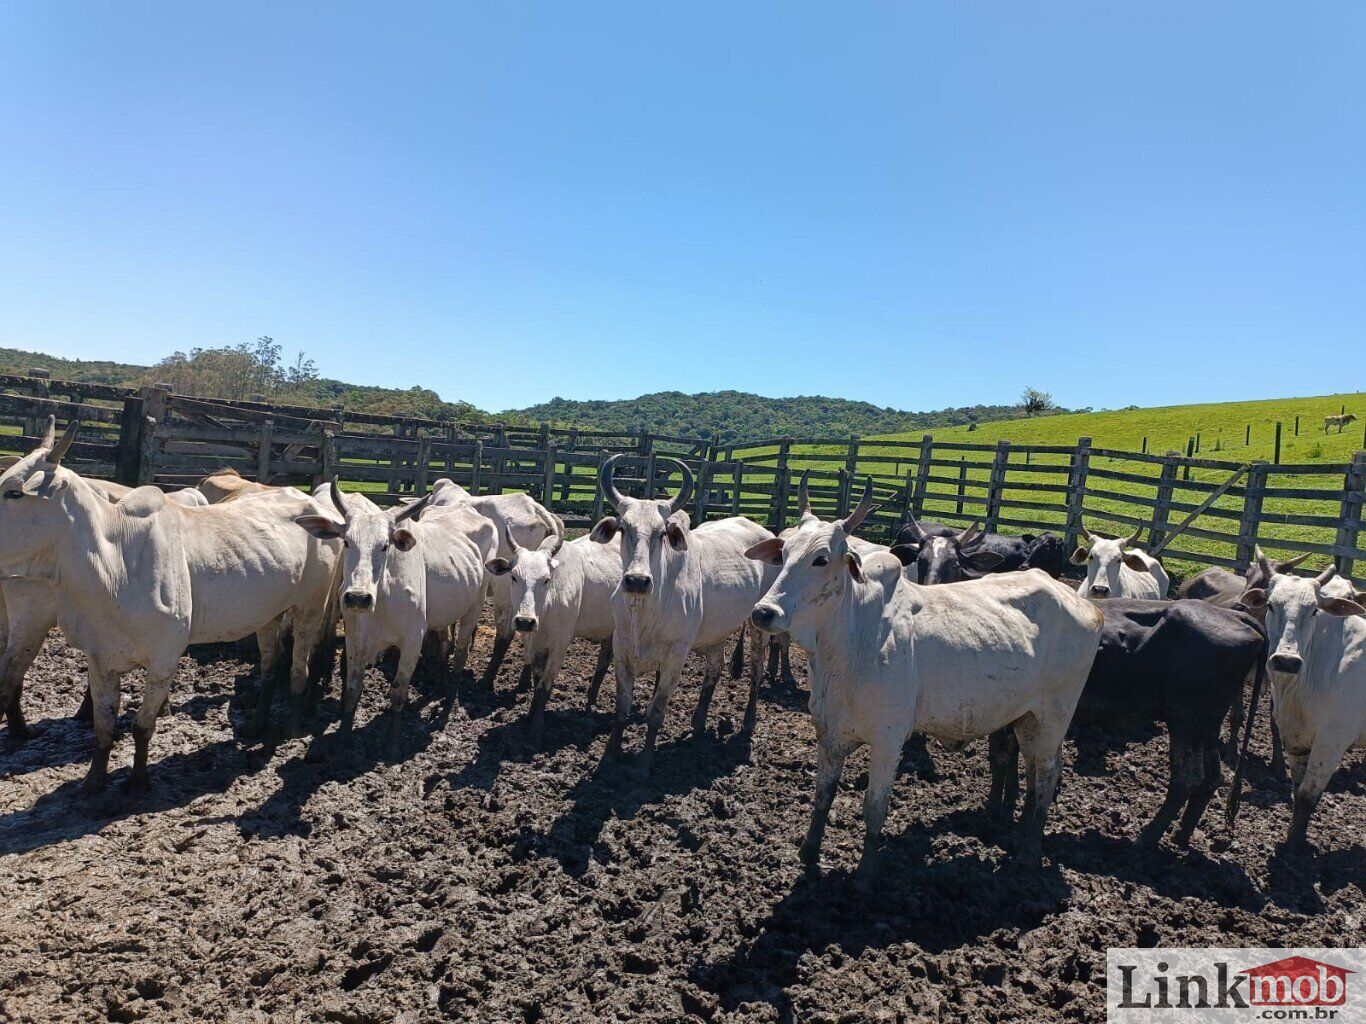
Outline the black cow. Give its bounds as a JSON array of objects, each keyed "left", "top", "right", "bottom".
[
  {"left": 891, "top": 515, "right": 1068, "bottom": 584},
  {"left": 987, "top": 599, "right": 1265, "bottom": 848}
]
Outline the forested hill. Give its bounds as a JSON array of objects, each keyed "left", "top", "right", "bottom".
[{"left": 501, "top": 390, "right": 1057, "bottom": 444}]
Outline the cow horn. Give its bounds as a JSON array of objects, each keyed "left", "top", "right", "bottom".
[
  {"left": 37, "top": 415, "right": 56, "bottom": 452},
  {"left": 1314, "top": 564, "right": 1336, "bottom": 587},
  {"left": 797, "top": 469, "right": 811, "bottom": 516},
  {"left": 902, "top": 513, "right": 925, "bottom": 542},
  {"left": 958, "top": 517, "right": 983, "bottom": 548},
  {"left": 48, "top": 420, "right": 80, "bottom": 465},
  {"left": 841, "top": 476, "right": 876, "bottom": 533},
  {"left": 329, "top": 477, "right": 350, "bottom": 524},
  {"left": 1274, "top": 551, "right": 1313, "bottom": 573},
  {"left": 540, "top": 529, "right": 564, "bottom": 557},
  {"left": 1124, "top": 524, "right": 1144, "bottom": 548},
  {"left": 503, "top": 522, "right": 520, "bottom": 554},
  {"left": 665, "top": 458, "right": 694, "bottom": 514},
  {"left": 1256, "top": 548, "right": 1272, "bottom": 579},
  {"left": 599, "top": 453, "right": 626, "bottom": 511},
  {"left": 1078, "top": 522, "right": 1093, "bottom": 542},
  {"left": 394, "top": 492, "right": 431, "bottom": 523}
]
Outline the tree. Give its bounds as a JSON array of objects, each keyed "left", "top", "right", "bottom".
[{"left": 1020, "top": 387, "right": 1056, "bottom": 418}]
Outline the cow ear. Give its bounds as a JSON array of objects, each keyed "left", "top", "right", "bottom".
[
  {"left": 964, "top": 549, "right": 1004, "bottom": 571},
  {"left": 844, "top": 549, "right": 863, "bottom": 581},
  {"left": 1121, "top": 551, "right": 1149, "bottom": 571},
  {"left": 1240, "top": 588, "right": 1268, "bottom": 609},
  {"left": 392, "top": 527, "right": 417, "bottom": 552},
  {"left": 295, "top": 514, "right": 344, "bottom": 540},
  {"left": 486, "top": 557, "right": 512, "bottom": 577},
  {"left": 1069, "top": 546, "right": 1090, "bottom": 565},
  {"left": 665, "top": 520, "right": 689, "bottom": 551},
  {"left": 1319, "top": 596, "right": 1366, "bottom": 618},
  {"left": 745, "top": 537, "right": 784, "bottom": 565},
  {"left": 589, "top": 516, "right": 618, "bottom": 543},
  {"left": 888, "top": 543, "right": 919, "bottom": 566},
  {"left": 20, "top": 469, "right": 63, "bottom": 500}
]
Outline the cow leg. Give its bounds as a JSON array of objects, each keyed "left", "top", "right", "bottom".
[
  {"left": 287, "top": 605, "right": 328, "bottom": 735},
  {"left": 127, "top": 669, "right": 176, "bottom": 792},
  {"left": 986, "top": 727, "right": 1021, "bottom": 828},
  {"left": 1268, "top": 716, "right": 1287, "bottom": 776},
  {"left": 1012, "top": 712, "right": 1067, "bottom": 866},
  {"left": 857, "top": 736, "right": 905, "bottom": 877},
  {"left": 603, "top": 645, "right": 635, "bottom": 761},
  {"left": 1138, "top": 728, "right": 1200, "bottom": 848},
  {"left": 1173, "top": 741, "right": 1222, "bottom": 848},
  {"left": 0, "top": 631, "right": 46, "bottom": 745},
  {"left": 452, "top": 612, "right": 478, "bottom": 681},
  {"left": 691, "top": 645, "right": 725, "bottom": 737},
  {"left": 73, "top": 684, "right": 94, "bottom": 723},
  {"left": 82, "top": 665, "right": 122, "bottom": 794},
  {"left": 480, "top": 614, "right": 514, "bottom": 689},
  {"left": 1286, "top": 741, "right": 1349, "bottom": 848},
  {"left": 527, "top": 645, "right": 563, "bottom": 745},
  {"left": 385, "top": 640, "right": 421, "bottom": 755},
  {"left": 765, "top": 639, "right": 780, "bottom": 685},
  {"left": 743, "top": 624, "right": 765, "bottom": 734},
  {"left": 248, "top": 619, "right": 286, "bottom": 736},
  {"left": 585, "top": 638, "right": 612, "bottom": 711},
  {"left": 640, "top": 653, "right": 688, "bottom": 777},
  {"left": 1224, "top": 679, "right": 1246, "bottom": 762},
  {"left": 800, "top": 734, "right": 851, "bottom": 870},
  {"left": 778, "top": 634, "right": 798, "bottom": 689}
]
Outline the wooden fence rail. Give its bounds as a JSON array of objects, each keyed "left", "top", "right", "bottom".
[{"left": 1, "top": 371, "right": 1362, "bottom": 585}]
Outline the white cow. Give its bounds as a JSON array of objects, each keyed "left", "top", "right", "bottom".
[
  {"left": 0, "top": 421, "right": 340, "bottom": 790},
  {"left": 746, "top": 480, "right": 1103, "bottom": 870},
  {"left": 590, "top": 454, "right": 774, "bottom": 773},
  {"left": 1071, "top": 524, "right": 1169, "bottom": 600},
  {"left": 485, "top": 526, "right": 623, "bottom": 741},
  {"left": 425, "top": 478, "right": 565, "bottom": 687},
  {"left": 1239, "top": 560, "right": 1366, "bottom": 847},
  {"left": 295, "top": 482, "right": 496, "bottom": 750}
]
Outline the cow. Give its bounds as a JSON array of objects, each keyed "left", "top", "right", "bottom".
[
  {"left": 745, "top": 479, "right": 1103, "bottom": 871},
  {"left": 1071, "top": 524, "right": 1169, "bottom": 599},
  {"left": 1324, "top": 412, "right": 1357, "bottom": 434},
  {"left": 484, "top": 525, "right": 623, "bottom": 741},
  {"left": 294, "top": 482, "right": 496, "bottom": 750},
  {"left": 0, "top": 420, "right": 340, "bottom": 790},
  {"left": 589, "top": 454, "right": 774, "bottom": 774},
  {"left": 1235, "top": 560, "right": 1366, "bottom": 847},
  {"left": 985, "top": 599, "right": 1265, "bottom": 848},
  {"left": 891, "top": 515, "right": 1069, "bottom": 584},
  {"left": 423, "top": 478, "right": 577, "bottom": 689},
  {"left": 198, "top": 466, "right": 278, "bottom": 503}
]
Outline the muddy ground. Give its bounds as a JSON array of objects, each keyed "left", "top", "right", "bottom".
[{"left": 0, "top": 619, "right": 1361, "bottom": 1024}]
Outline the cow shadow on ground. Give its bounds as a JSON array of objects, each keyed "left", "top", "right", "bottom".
[
  {"left": 1049, "top": 829, "right": 1265, "bottom": 908},
  {"left": 444, "top": 705, "right": 612, "bottom": 794},
  {"left": 692, "top": 834, "right": 1070, "bottom": 1020},
  {"left": 520, "top": 729, "right": 753, "bottom": 877}
]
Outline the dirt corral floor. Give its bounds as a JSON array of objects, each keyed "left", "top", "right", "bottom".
[{"left": 1, "top": 618, "right": 1362, "bottom": 1024}]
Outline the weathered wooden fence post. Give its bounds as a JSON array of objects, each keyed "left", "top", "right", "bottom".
[
  {"left": 444, "top": 424, "right": 456, "bottom": 476},
  {"left": 732, "top": 460, "right": 744, "bottom": 516},
  {"left": 559, "top": 429, "right": 579, "bottom": 503},
  {"left": 839, "top": 436, "right": 859, "bottom": 517},
  {"left": 912, "top": 435, "right": 933, "bottom": 516},
  {"left": 1235, "top": 461, "right": 1269, "bottom": 570},
  {"left": 540, "top": 445, "right": 556, "bottom": 504},
  {"left": 136, "top": 384, "right": 170, "bottom": 486},
  {"left": 414, "top": 430, "right": 432, "bottom": 494},
  {"left": 115, "top": 392, "right": 146, "bottom": 486},
  {"left": 645, "top": 446, "right": 658, "bottom": 500},
  {"left": 1148, "top": 452, "right": 1182, "bottom": 551},
  {"left": 388, "top": 417, "right": 406, "bottom": 493},
  {"left": 315, "top": 430, "right": 338, "bottom": 487},
  {"left": 1063, "top": 436, "right": 1092, "bottom": 552},
  {"left": 984, "top": 440, "right": 1010, "bottom": 532},
  {"left": 1274, "top": 422, "right": 1282, "bottom": 465},
  {"left": 257, "top": 419, "right": 274, "bottom": 482},
  {"left": 470, "top": 440, "right": 484, "bottom": 495},
  {"left": 955, "top": 458, "right": 967, "bottom": 516},
  {"left": 772, "top": 439, "right": 792, "bottom": 531},
  {"left": 1183, "top": 437, "right": 1195, "bottom": 481},
  {"left": 1334, "top": 451, "right": 1366, "bottom": 579},
  {"left": 492, "top": 426, "right": 507, "bottom": 494},
  {"left": 692, "top": 455, "right": 712, "bottom": 526},
  {"left": 22, "top": 369, "right": 50, "bottom": 439}
]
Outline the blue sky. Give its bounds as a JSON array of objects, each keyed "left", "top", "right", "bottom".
[{"left": 1, "top": 3, "right": 1361, "bottom": 414}]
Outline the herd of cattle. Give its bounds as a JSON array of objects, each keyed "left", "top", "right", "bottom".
[{"left": 1, "top": 417, "right": 1363, "bottom": 872}]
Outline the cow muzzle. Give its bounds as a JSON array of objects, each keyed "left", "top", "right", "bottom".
[
  {"left": 1087, "top": 584, "right": 1110, "bottom": 599},
  {"left": 342, "top": 589, "right": 376, "bottom": 612},
  {"left": 622, "top": 572, "right": 653, "bottom": 595},
  {"left": 514, "top": 615, "right": 539, "bottom": 633},
  {"left": 1270, "top": 651, "right": 1303, "bottom": 674},
  {"left": 750, "top": 603, "right": 788, "bottom": 634}
]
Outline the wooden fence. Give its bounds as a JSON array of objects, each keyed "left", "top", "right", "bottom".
[{"left": 2, "top": 372, "right": 1362, "bottom": 586}]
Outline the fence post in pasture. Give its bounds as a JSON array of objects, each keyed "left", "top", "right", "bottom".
[
  {"left": 115, "top": 392, "right": 146, "bottom": 486},
  {"left": 985, "top": 440, "right": 1010, "bottom": 533},
  {"left": 560, "top": 429, "right": 579, "bottom": 502},
  {"left": 1293, "top": 417, "right": 1298, "bottom": 438},
  {"left": 445, "top": 424, "right": 456, "bottom": 476},
  {"left": 22, "top": 369, "right": 50, "bottom": 440},
  {"left": 772, "top": 439, "right": 793, "bottom": 531},
  {"left": 902, "top": 466, "right": 914, "bottom": 525},
  {"left": 955, "top": 458, "right": 967, "bottom": 516},
  {"left": 912, "top": 435, "right": 933, "bottom": 516},
  {"left": 1235, "top": 461, "right": 1269, "bottom": 571},
  {"left": 257, "top": 419, "right": 274, "bottom": 483},
  {"left": 1274, "top": 422, "right": 1282, "bottom": 465},
  {"left": 1246, "top": 424, "right": 1252, "bottom": 445},
  {"left": 492, "top": 426, "right": 507, "bottom": 493},
  {"left": 415, "top": 432, "right": 433, "bottom": 495},
  {"left": 1333, "top": 452, "right": 1366, "bottom": 579},
  {"left": 1142, "top": 436, "right": 1148, "bottom": 454},
  {"left": 645, "top": 446, "right": 658, "bottom": 500},
  {"left": 135, "top": 384, "right": 170, "bottom": 486},
  {"left": 388, "top": 417, "right": 407, "bottom": 493},
  {"left": 692, "top": 456, "right": 711, "bottom": 527},
  {"left": 315, "top": 430, "right": 338, "bottom": 487},
  {"left": 841, "top": 436, "right": 860, "bottom": 515},
  {"left": 470, "top": 440, "right": 484, "bottom": 495},
  {"left": 1148, "top": 451, "right": 1182, "bottom": 551},
  {"left": 836, "top": 466, "right": 852, "bottom": 519},
  {"left": 1183, "top": 437, "right": 1195, "bottom": 481},
  {"left": 1195, "top": 432, "right": 1201, "bottom": 454},
  {"left": 1063, "top": 436, "right": 1092, "bottom": 553},
  {"left": 540, "top": 445, "right": 556, "bottom": 505},
  {"left": 732, "top": 461, "right": 744, "bottom": 516}
]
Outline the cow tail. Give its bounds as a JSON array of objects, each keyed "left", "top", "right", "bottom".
[
  {"left": 729, "top": 623, "right": 746, "bottom": 679},
  {"left": 1225, "top": 649, "right": 1266, "bottom": 828}
]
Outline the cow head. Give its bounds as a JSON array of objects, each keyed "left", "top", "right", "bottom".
[
  {"left": 889, "top": 516, "right": 1003, "bottom": 584},
  {"left": 1240, "top": 557, "right": 1364, "bottom": 675},
  {"left": 485, "top": 523, "right": 565, "bottom": 633},
  {"left": 1072, "top": 524, "right": 1149, "bottom": 599},
  {"left": 294, "top": 480, "right": 427, "bottom": 612},
  {"left": 0, "top": 417, "right": 83, "bottom": 569},
  {"left": 746, "top": 477, "right": 899, "bottom": 636},
  {"left": 1020, "top": 532, "right": 1068, "bottom": 578},
  {"left": 589, "top": 454, "right": 694, "bottom": 599}
]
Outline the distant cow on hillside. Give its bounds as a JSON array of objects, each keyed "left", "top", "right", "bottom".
[{"left": 1324, "top": 412, "right": 1357, "bottom": 433}]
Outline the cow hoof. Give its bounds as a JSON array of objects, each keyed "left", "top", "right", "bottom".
[
  {"left": 304, "top": 736, "right": 332, "bottom": 764},
  {"left": 742, "top": 711, "right": 758, "bottom": 735},
  {"left": 81, "top": 773, "right": 108, "bottom": 795},
  {"left": 121, "top": 772, "right": 151, "bottom": 794}
]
